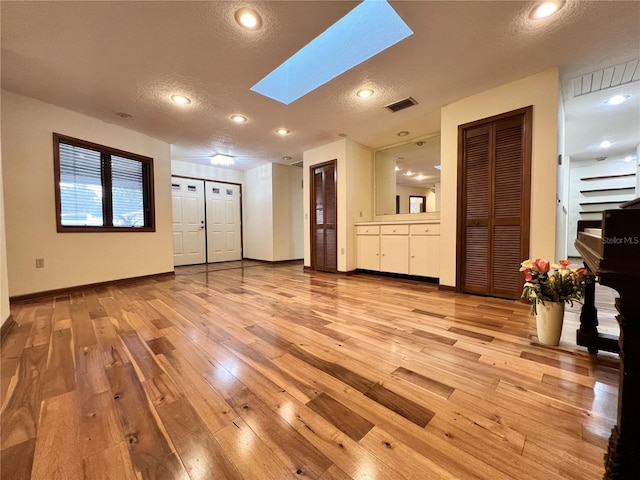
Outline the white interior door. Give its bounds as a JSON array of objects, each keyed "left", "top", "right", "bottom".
[
  {"left": 206, "top": 181, "right": 242, "bottom": 262},
  {"left": 172, "top": 177, "right": 206, "bottom": 266}
]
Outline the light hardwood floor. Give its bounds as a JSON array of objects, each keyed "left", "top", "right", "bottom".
[{"left": 1, "top": 262, "right": 619, "bottom": 479}]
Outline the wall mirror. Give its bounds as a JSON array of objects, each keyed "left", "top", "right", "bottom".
[{"left": 375, "top": 134, "right": 441, "bottom": 216}]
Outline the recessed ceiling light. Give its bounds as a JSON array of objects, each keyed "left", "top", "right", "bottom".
[
  {"left": 211, "top": 154, "right": 235, "bottom": 166},
  {"left": 235, "top": 8, "right": 262, "bottom": 30},
  {"left": 357, "top": 88, "right": 374, "bottom": 98},
  {"left": 282, "top": 156, "right": 292, "bottom": 161},
  {"left": 338, "top": 133, "right": 348, "bottom": 137},
  {"left": 600, "top": 140, "right": 612, "bottom": 148},
  {"left": 395, "top": 166, "right": 401, "bottom": 171},
  {"left": 405, "top": 171, "right": 414, "bottom": 176},
  {"left": 171, "top": 95, "right": 191, "bottom": 105},
  {"left": 116, "top": 112, "right": 132, "bottom": 119},
  {"left": 606, "top": 94, "right": 631, "bottom": 106},
  {"left": 397, "top": 131, "right": 409, "bottom": 137},
  {"left": 416, "top": 175, "right": 425, "bottom": 181},
  {"left": 230, "top": 114, "right": 248, "bottom": 123},
  {"left": 532, "top": 1, "right": 563, "bottom": 19},
  {"left": 276, "top": 128, "right": 290, "bottom": 136},
  {"left": 624, "top": 156, "right": 635, "bottom": 163}
]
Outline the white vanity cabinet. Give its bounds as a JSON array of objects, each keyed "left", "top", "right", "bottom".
[
  {"left": 355, "top": 225, "right": 380, "bottom": 271},
  {"left": 355, "top": 221, "right": 439, "bottom": 278},
  {"left": 380, "top": 224, "right": 409, "bottom": 274},
  {"left": 409, "top": 223, "right": 440, "bottom": 277}
]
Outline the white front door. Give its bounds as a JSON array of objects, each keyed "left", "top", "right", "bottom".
[
  {"left": 206, "top": 181, "right": 242, "bottom": 262},
  {"left": 172, "top": 177, "right": 206, "bottom": 266}
]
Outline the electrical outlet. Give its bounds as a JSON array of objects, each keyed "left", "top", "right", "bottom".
[{"left": 36, "top": 258, "right": 45, "bottom": 268}]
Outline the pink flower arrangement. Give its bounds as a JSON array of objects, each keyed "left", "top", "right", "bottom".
[{"left": 520, "top": 258, "right": 593, "bottom": 315}]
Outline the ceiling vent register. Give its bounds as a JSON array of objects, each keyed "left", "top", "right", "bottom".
[{"left": 385, "top": 97, "right": 418, "bottom": 113}]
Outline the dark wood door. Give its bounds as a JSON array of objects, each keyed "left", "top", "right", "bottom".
[
  {"left": 311, "top": 161, "right": 337, "bottom": 272},
  {"left": 457, "top": 107, "right": 532, "bottom": 299}
]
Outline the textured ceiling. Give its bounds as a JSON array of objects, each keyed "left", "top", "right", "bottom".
[{"left": 2, "top": 1, "right": 639, "bottom": 171}]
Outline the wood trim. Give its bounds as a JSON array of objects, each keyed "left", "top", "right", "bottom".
[
  {"left": 354, "top": 269, "right": 438, "bottom": 283},
  {"left": 10, "top": 271, "right": 175, "bottom": 303},
  {"left": 171, "top": 174, "right": 243, "bottom": 187},
  {"left": 53, "top": 132, "right": 156, "bottom": 233},
  {"left": 438, "top": 284, "right": 456, "bottom": 292},
  {"left": 241, "top": 258, "right": 303, "bottom": 265},
  {"left": 1, "top": 314, "right": 16, "bottom": 344},
  {"left": 620, "top": 197, "right": 640, "bottom": 209},
  {"left": 581, "top": 173, "right": 635, "bottom": 181}
]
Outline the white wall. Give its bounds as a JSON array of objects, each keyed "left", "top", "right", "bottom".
[
  {"left": 0, "top": 132, "right": 10, "bottom": 325},
  {"left": 242, "top": 163, "right": 303, "bottom": 262},
  {"left": 637, "top": 144, "right": 640, "bottom": 194},
  {"left": 303, "top": 139, "right": 373, "bottom": 272},
  {"left": 273, "top": 164, "right": 303, "bottom": 261},
  {"left": 556, "top": 90, "right": 569, "bottom": 260},
  {"left": 243, "top": 164, "right": 274, "bottom": 261},
  {"left": 440, "top": 68, "right": 560, "bottom": 288},
  {"left": 567, "top": 158, "right": 637, "bottom": 257},
  {"left": 1, "top": 91, "right": 174, "bottom": 297},
  {"left": 171, "top": 158, "right": 244, "bottom": 184}
]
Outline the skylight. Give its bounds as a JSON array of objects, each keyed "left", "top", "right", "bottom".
[{"left": 251, "top": 0, "right": 413, "bottom": 105}]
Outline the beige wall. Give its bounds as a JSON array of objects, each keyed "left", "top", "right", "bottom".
[
  {"left": 440, "top": 68, "right": 560, "bottom": 287},
  {"left": 243, "top": 163, "right": 303, "bottom": 262},
  {"left": 273, "top": 163, "right": 303, "bottom": 261},
  {"left": 243, "top": 164, "right": 274, "bottom": 261},
  {"left": 303, "top": 138, "right": 373, "bottom": 272},
  {"left": 0, "top": 135, "right": 10, "bottom": 324},
  {"left": 1, "top": 91, "right": 174, "bottom": 297}
]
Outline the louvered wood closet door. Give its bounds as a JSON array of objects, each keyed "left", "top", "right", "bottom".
[
  {"left": 458, "top": 107, "right": 532, "bottom": 299},
  {"left": 311, "top": 161, "right": 337, "bottom": 272}
]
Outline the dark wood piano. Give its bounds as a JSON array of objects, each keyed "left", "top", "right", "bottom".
[{"left": 575, "top": 198, "right": 640, "bottom": 479}]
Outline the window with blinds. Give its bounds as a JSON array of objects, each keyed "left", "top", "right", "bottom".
[{"left": 53, "top": 133, "right": 155, "bottom": 232}]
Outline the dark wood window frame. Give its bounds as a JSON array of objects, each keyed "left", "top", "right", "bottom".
[{"left": 53, "top": 133, "right": 156, "bottom": 233}]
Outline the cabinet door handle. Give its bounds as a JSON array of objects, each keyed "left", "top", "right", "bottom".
[
  {"left": 411, "top": 255, "right": 415, "bottom": 258},
  {"left": 382, "top": 253, "right": 385, "bottom": 256},
  {"left": 424, "top": 229, "right": 429, "bottom": 232},
  {"left": 392, "top": 229, "right": 396, "bottom": 232}
]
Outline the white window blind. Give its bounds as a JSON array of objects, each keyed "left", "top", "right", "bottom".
[
  {"left": 54, "top": 133, "right": 154, "bottom": 232},
  {"left": 59, "top": 143, "right": 104, "bottom": 226},
  {"left": 112, "top": 155, "right": 144, "bottom": 226}
]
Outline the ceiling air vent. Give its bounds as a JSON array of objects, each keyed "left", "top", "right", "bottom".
[{"left": 385, "top": 96, "right": 418, "bottom": 113}]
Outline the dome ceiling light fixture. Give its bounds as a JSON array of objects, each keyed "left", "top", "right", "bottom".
[
  {"left": 211, "top": 154, "right": 235, "bottom": 166},
  {"left": 531, "top": 1, "right": 565, "bottom": 19},
  {"left": 599, "top": 140, "right": 612, "bottom": 148},
  {"left": 230, "top": 114, "right": 248, "bottom": 123},
  {"left": 605, "top": 94, "right": 631, "bottom": 106},
  {"left": 397, "top": 131, "right": 409, "bottom": 137},
  {"left": 357, "top": 88, "right": 374, "bottom": 98},
  {"left": 276, "top": 128, "right": 290, "bottom": 136},
  {"left": 171, "top": 95, "right": 191, "bottom": 105},
  {"left": 235, "top": 8, "right": 262, "bottom": 30}
]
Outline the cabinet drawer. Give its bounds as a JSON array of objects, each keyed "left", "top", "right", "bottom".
[
  {"left": 380, "top": 224, "right": 409, "bottom": 235},
  {"left": 356, "top": 225, "right": 380, "bottom": 235},
  {"left": 409, "top": 223, "right": 440, "bottom": 235}
]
